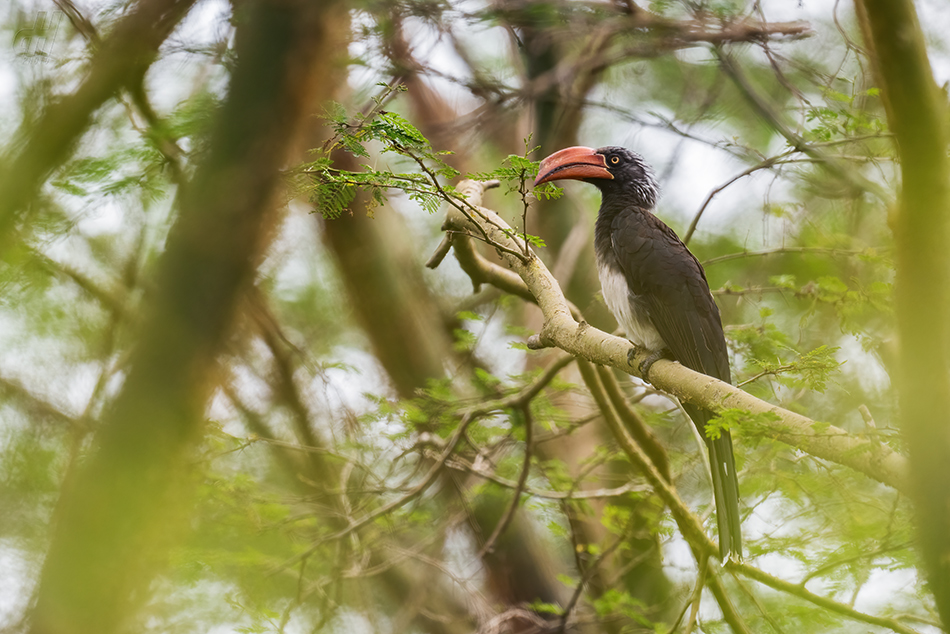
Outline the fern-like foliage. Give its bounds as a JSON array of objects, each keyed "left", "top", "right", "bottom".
[
  {"left": 301, "top": 84, "right": 461, "bottom": 220},
  {"left": 300, "top": 83, "right": 560, "bottom": 249}
]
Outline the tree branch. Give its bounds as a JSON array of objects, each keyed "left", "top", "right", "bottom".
[
  {"left": 716, "top": 49, "right": 892, "bottom": 205},
  {"left": 476, "top": 405, "right": 533, "bottom": 557},
  {"left": 595, "top": 364, "right": 671, "bottom": 483},
  {"left": 434, "top": 180, "right": 909, "bottom": 494},
  {"left": 733, "top": 564, "right": 921, "bottom": 634}
]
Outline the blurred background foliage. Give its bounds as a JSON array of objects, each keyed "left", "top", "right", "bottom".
[{"left": 0, "top": 0, "right": 947, "bottom": 632}]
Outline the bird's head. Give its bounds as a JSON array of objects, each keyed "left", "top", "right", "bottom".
[{"left": 534, "top": 146, "right": 658, "bottom": 210}]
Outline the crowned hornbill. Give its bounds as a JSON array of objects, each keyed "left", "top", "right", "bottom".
[{"left": 535, "top": 146, "right": 742, "bottom": 560}]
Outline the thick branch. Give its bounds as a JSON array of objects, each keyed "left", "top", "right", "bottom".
[
  {"left": 437, "top": 180, "right": 909, "bottom": 493},
  {"left": 438, "top": 181, "right": 917, "bottom": 634}
]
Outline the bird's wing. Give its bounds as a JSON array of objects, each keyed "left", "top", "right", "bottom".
[
  {"left": 610, "top": 210, "right": 730, "bottom": 383},
  {"left": 610, "top": 209, "right": 742, "bottom": 559}
]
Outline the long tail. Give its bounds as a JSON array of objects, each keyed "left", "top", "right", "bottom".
[{"left": 684, "top": 403, "right": 742, "bottom": 561}]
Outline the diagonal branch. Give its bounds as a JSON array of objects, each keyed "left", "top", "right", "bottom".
[
  {"left": 435, "top": 180, "right": 909, "bottom": 494},
  {"left": 733, "top": 564, "right": 921, "bottom": 634},
  {"left": 434, "top": 185, "right": 917, "bottom": 632},
  {"left": 576, "top": 357, "right": 752, "bottom": 633}
]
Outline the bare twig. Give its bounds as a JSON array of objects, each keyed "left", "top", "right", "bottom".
[
  {"left": 440, "top": 453, "right": 648, "bottom": 500},
  {"left": 477, "top": 405, "right": 534, "bottom": 557},
  {"left": 683, "top": 154, "right": 787, "bottom": 244},
  {"left": 274, "top": 411, "right": 480, "bottom": 571},
  {"left": 702, "top": 246, "right": 884, "bottom": 267},
  {"left": 716, "top": 49, "right": 892, "bottom": 204}
]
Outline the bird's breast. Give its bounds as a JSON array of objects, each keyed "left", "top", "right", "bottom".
[{"left": 596, "top": 256, "right": 666, "bottom": 352}]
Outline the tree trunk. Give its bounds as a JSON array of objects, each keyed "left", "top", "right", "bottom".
[{"left": 29, "top": 2, "right": 336, "bottom": 632}]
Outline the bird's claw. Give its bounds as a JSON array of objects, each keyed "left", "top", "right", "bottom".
[
  {"left": 625, "top": 344, "right": 662, "bottom": 382},
  {"left": 638, "top": 349, "right": 666, "bottom": 383},
  {"left": 626, "top": 345, "right": 639, "bottom": 367}
]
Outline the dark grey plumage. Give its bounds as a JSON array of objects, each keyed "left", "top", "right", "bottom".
[{"left": 535, "top": 145, "right": 742, "bottom": 560}]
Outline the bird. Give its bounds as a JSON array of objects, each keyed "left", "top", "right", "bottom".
[{"left": 534, "top": 145, "right": 742, "bottom": 561}]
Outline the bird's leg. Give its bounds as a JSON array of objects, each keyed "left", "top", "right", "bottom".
[
  {"left": 625, "top": 344, "right": 659, "bottom": 375},
  {"left": 630, "top": 347, "right": 671, "bottom": 383}
]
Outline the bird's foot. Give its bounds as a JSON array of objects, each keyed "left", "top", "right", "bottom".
[
  {"left": 637, "top": 348, "right": 668, "bottom": 383},
  {"left": 626, "top": 345, "right": 642, "bottom": 368}
]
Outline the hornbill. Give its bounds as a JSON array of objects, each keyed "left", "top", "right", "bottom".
[{"left": 534, "top": 146, "right": 742, "bottom": 560}]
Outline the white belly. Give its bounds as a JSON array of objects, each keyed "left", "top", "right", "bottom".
[{"left": 598, "top": 263, "right": 666, "bottom": 351}]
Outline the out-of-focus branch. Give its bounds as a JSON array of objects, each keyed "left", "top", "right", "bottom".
[
  {"left": 683, "top": 154, "right": 785, "bottom": 244},
  {"left": 28, "top": 2, "right": 335, "bottom": 632},
  {"left": 605, "top": 10, "right": 811, "bottom": 46},
  {"left": 487, "top": 15, "right": 812, "bottom": 122},
  {"left": 595, "top": 364, "right": 671, "bottom": 483},
  {"left": 441, "top": 454, "right": 646, "bottom": 500},
  {"left": 52, "top": 0, "right": 186, "bottom": 180},
  {"left": 0, "top": 0, "right": 197, "bottom": 242},
  {"left": 856, "top": 0, "right": 950, "bottom": 627},
  {"left": 434, "top": 180, "right": 909, "bottom": 493},
  {"left": 281, "top": 412, "right": 481, "bottom": 569},
  {"left": 247, "top": 289, "right": 348, "bottom": 507},
  {"left": 576, "top": 358, "right": 751, "bottom": 634},
  {"left": 31, "top": 249, "right": 131, "bottom": 320},
  {"left": 0, "top": 374, "right": 77, "bottom": 428},
  {"left": 53, "top": 0, "right": 99, "bottom": 44},
  {"left": 577, "top": 19, "right": 812, "bottom": 76},
  {"left": 476, "top": 406, "right": 533, "bottom": 557},
  {"left": 734, "top": 564, "right": 921, "bottom": 634},
  {"left": 702, "top": 246, "right": 883, "bottom": 267},
  {"left": 716, "top": 50, "right": 891, "bottom": 204}
]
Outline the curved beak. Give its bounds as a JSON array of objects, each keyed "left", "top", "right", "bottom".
[{"left": 534, "top": 146, "right": 613, "bottom": 186}]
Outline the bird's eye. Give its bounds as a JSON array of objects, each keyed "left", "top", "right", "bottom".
[{"left": 609, "top": 155, "right": 621, "bottom": 165}]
